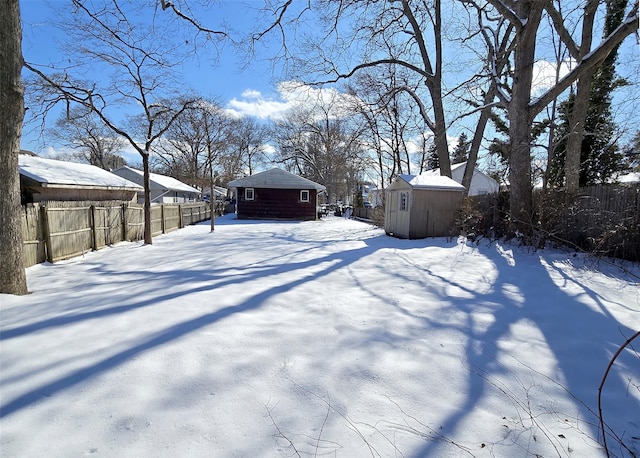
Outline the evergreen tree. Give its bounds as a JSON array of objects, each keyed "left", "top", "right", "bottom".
[
  {"left": 549, "top": 0, "right": 628, "bottom": 187},
  {"left": 427, "top": 141, "right": 439, "bottom": 171},
  {"left": 451, "top": 132, "right": 470, "bottom": 164},
  {"left": 621, "top": 130, "right": 640, "bottom": 172}
]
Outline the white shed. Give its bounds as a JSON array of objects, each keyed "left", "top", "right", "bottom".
[{"left": 385, "top": 174, "right": 465, "bottom": 239}]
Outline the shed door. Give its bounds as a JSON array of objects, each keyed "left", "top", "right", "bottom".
[{"left": 386, "top": 190, "right": 410, "bottom": 237}]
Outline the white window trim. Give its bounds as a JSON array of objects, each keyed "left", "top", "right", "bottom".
[
  {"left": 245, "top": 188, "right": 255, "bottom": 201},
  {"left": 300, "top": 190, "right": 310, "bottom": 202},
  {"left": 400, "top": 191, "right": 408, "bottom": 211}
]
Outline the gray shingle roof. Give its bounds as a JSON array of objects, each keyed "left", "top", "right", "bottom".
[{"left": 228, "top": 168, "right": 326, "bottom": 191}]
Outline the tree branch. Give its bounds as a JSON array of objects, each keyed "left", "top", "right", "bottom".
[
  {"left": 544, "top": 2, "right": 580, "bottom": 59},
  {"left": 530, "top": 6, "right": 639, "bottom": 116},
  {"left": 159, "top": 0, "right": 230, "bottom": 37}
]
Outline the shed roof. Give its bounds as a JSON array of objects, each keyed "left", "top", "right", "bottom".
[
  {"left": 19, "top": 154, "right": 143, "bottom": 190},
  {"left": 228, "top": 168, "right": 326, "bottom": 191},
  {"left": 397, "top": 174, "right": 465, "bottom": 191},
  {"left": 112, "top": 166, "right": 201, "bottom": 194}
]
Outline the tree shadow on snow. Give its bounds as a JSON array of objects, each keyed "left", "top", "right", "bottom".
[
  {"left": 0, "top": 221, "right": 392, "bottom": 419},
  {"left": 407, "top": 243, "right": 638, "bottom": 457}
]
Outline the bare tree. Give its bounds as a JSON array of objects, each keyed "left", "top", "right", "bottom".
[
  {"left": 155, "top": 98, "right": 227, "bottom": 188},
  {"left": 6, "top": 0, "right": 300, "bottom": 286},
  {"left": 346, "top": 66, "right": 426, "bottom": 186},
  {"left": 271, "top": 0, "right": 453, "bottom": 179},
  {"left": 273, "top": 102, "right": 365, "bottom": 204},
  {"left": 455, "top": 2, "right": 514, "bottom": 196},
  {"left": 228, "top": 117, "right": 271, "bottom": 176},
  {"left": 558, "top": 0, "right": 599, "bottom": 193},
  {"left": 474, "top": 0, "right": 638, "bottom": 232},
  {"left": 155, "top": 98, "right": 232, "bottom": 231},
  {"left": 24, "top": 0, "right": 199, "bottom": 244},
  {"left": 49, "top": 107, "right": 126, "bottom": 170},
  {"left": 0, "top": 0, "right": 28, "bottom": 295}
]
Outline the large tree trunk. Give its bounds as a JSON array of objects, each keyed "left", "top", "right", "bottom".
[
  {"left": 142, "top": 153, "right": 152, "bottom": 245},
  {"left": 0, "top": 0, "right": 28, "bottom": 295},
  {"left": 564, "top": 0, "right": 598, "bottom": 192},
  {"left": 463, "top": 87, "right": 496, "bottom": 195},
  {"left": 508, "top": 2, "right": 545, "bottom": 233},
  {"left": 429, "top": 0, "right": 451, "bottom": 178},
  {"left": 432, "top": 90, "right": 451, "bottom": 178}
]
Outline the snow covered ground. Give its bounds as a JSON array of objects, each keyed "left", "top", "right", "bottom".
[{"left": 1, "top": 214, "right": 638, "bottom": 457}]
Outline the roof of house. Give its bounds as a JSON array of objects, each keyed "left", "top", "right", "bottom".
[
  {"left": 112, "top": 166, "right": 201, "bottom": 194},
  {"left": 423, "top": 162, "right": 497, "bottom": 180},
  {"left": 617, "top": 171, "right": 640, "bottom": 183},
  {"left": 19, "top": 154, "right": 143, "bottom": 190},
  {"left": 420, "top": 162, "right": 464, "bottom": 177},
  {"left": 203, "top": 185, "right": 228, "bottom": 198},
  {"left": 419, "top": 161, "right": 499, "bottom": 193},
  {"left": 228, "top": 168, "right": 326, "bottom": 191},
  {"left": 397, "top": 174, "right": 466, "bottom": 191}
]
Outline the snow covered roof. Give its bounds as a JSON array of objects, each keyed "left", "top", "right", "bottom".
[
  {"left": 420, "top": 162, "right": 467, "bottom": 177},
  {"left": 113, "top": 166, "right": 201, "bottom": 194},
  {"left": 203, "top": 185, "right": 228, "bottom": 198},
  {"left": 19, "top": 154, "right": 143, "bottom": 190},
  {"left": 418, "top": 162, "right": 499, "bottom": 195},
  {"left": 397, "top": 173, "right": 466, "bottom": 191},
  {"left": 228, "top": 168, "right": 326, "bottom": 191},
  {"left": 617, "top": 171, "right": 640, "bottom": 183}
]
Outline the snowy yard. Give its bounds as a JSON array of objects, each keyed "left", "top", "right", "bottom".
[{"left": 1, "top": 215, "right": 638, "bottom": 457}]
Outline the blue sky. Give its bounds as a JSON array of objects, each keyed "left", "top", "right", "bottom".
[
  {"left": 19, "top": 0, "right": 640, "bottom": 169},
  {"left": 20, "top": 0, "right": 306, "bottom": 156}
]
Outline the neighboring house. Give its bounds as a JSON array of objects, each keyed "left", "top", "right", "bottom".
[
  {"left": 385, "top": 174, "right": 465, "bottom": 239},
  {"left": 357, "top": 182, "right": 383, "bottom": 207},
  {"left": 616, "top": 171, "right": 640, "bottom": 184},
  {"left": 228, "top": 168, "right": 326, "bottom": 221},
  {"left": 19, "top": 153, "right": 143, "bottom": 204},
  {"left": 111, "top": 166, "right": 201, "bottom": 203},
  {"left": 424, "top": 162, "right": 499, "bottom": 196},
  {"left": 202, "top": 185, "right": 228, "bottom": 202}
]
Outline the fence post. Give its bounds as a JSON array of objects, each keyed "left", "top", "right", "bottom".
[
  {"left": 161, "top": 204, "right": 166, "bottom": 234},
  {"left": 40, "top": 204, "right": 53, "bottom": 263},
  {"left": 90, "top": 205, "right": 98, "bottom": 251},
  {"left": 121, "top": 203, "right": 127, "bottom": 242},
  {"left": 178, "top": 204, "right": 183, "bottom": 228}
]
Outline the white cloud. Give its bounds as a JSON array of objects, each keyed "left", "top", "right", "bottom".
[
  {"left": 240, "top": 89, "right": 263, "bottom": 99},
  {"left": 225, "top": 96, "right": 292, "bottom": 120},
  {"left": 532, "top": 60, "right": 572, "bottom": 94},
  {"left": 225, "top": 81, "right": 360, "bottom": 120}
]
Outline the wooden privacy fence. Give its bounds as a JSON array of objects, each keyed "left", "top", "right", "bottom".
[
  {"left": 468, "top": 183, "right": 639, "bottom": 261},
  {"left": 21, "top": 201, "right": 213, "bottom": 267},
  {"left": 541, "top": 184, "right": 640, "bottom": 261}
]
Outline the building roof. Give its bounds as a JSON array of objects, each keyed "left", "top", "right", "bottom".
[
  {"left": 423, "top": 161, "right": 495, "bottom": 179},
  {"left": 617, "top": 171, "right": 640, "bottom": 183},
  {"left": 419, "top": 163, "right": 461, "bottom": 177},
  {"left": 112, "top": 166, "right": 201, "bottom": 194},
  {"left": 203, "top": 185, "right": 228, "bottom": 199},
  {"left": 397, "top": 174, "right": 466, "bottom": 191},
  {"left": 228, "top": 168, "right": 326, "bottom": 191},
  {"left": 19, "top": 154, "right": 143, "bottom": 190},
  {"left": 418, "top": 161, "right": 499, "bottom": 194}
]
